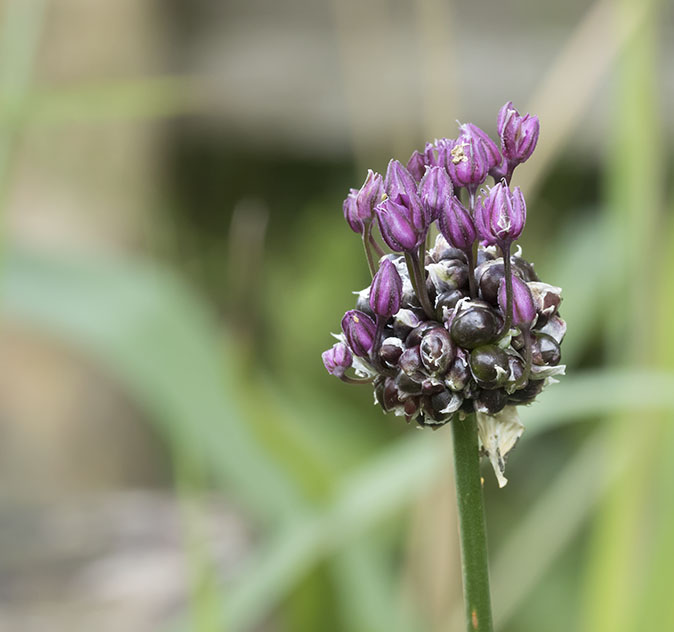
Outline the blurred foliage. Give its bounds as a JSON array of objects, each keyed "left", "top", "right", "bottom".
[{"left": 2, "top": 0, "right": 674, "bottom": 631}]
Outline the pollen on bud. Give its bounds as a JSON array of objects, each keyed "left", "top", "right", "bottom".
[
  {"left": 497, "top": 101, "right": 540, "bottom": 167},
  {"left": 369, "top": 258, "right": 403, "bottom": 318},
  {"left": 460, "top": 123, "right": 501, "bottom": 171},
  {"left": 440, "top": 135, "right": 490, "bottom": 191},
  {"left": 437, "top": 195, "right": 477, "bottom": 252},
  {"left": 498, "top": 275, "right": 536, "bottom": 327},
  {"left": 322, "top": 342, "right": 353, "bottom": 377},
  {"left": 341, "top": 310, "right": 377, "bottom": 357},
  {"left": 474, "top": 181, "right": 526, "bottom": 246},
  {"left": 375, "top": 198, "right": 423, "bottom": 252},
  {"left": 419, "top": 166, "right": 453, "bottom": 221}
]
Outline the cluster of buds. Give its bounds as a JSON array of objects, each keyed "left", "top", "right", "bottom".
[{"left": 323, "top": 103, "right": 564, "bottom": 486}]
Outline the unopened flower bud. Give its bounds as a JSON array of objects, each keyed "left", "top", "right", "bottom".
[
  {"left": 420, "top": 327, "right": 455, "bottom": 374},
  {"left": 357, "top": 169, "right": 384, "bottom": 219},
  {"left": 385, "top": 159, "right": 417, "bottom": 199},
  {"left": 475, "top": 388, "right": 508, "bottom": 415},
  {"left": 341, "top": 310, "right": 376, "bottom": 357},
  {"left": 419, "top": 166, "right": 453, "bottom": 221},
  {"left": 498, "top": 275, "right": 536, "bottom": 328},
  {"left": 438, "top": 195, "right": 477, "bottom": 252},
  {"left": 322, "top": 342, "right": 353, "bottom": 378},
  {"left": 379, "top": 336, "right": 404, "bottom": 367},
  {"left": 407, "top": 150, "right": 426, "bottom": 182},
  {"left": 442, "top": 135, "right": 490, "bottom": 191},
  {"left": 528, "top": 282, "right": 562, "bottom": 318},
  {"left": 436, "top": 289, "right": 464, "bottom": 312},
  {"left": 370, "top": 258, "right": 403, "bottom": 318},
  {"left": 469, "top": 344, "right": 510, "bottom": 388},
  {"left": 393, "top": 308, "right": 422, "bottom": 338},
  {"left": 343, "top": 188, "right": 362, "bottom": 233},
  {"left": 475, "top": 181, "right": 526, "bottom": 246},
  {"left": 375, "top": 198, "right": 423, "bottom": 252},
  {"left": 476, "top": 260, "right": 505, "bottom": 304},
  {"left": 445, "top": 349, "right": 470, "bottom": 391},
  {"left": 406, "top": 321, "right": 441, "bottom": 347},
  {"left": 537, "top": 314, "right": 566, "bottom": 345},
  {"left": 398, "top": 345, "right": 426, "bottom": 384},
  {"left": 497, "top": 101, "right": 539, "bottom": 166},
  {"left": 508, "top": 378, "right": 544, "bottom": 405},
  {"left": 450, "top": 305, "right": 501, "bottom": 349},
  {"left": 460, "top": 123, "right": 501, "bottom": 170},
  {"left": 375, "top": 376, "right": 403, "bottom": 412},
  {"left": 531, "top": 332, "right": 561, "bottom": 366},
  {"left": 428, "top": 390, "right": 463, "bottom": 419},
  {"left": 427, "top": 260, "right": 468, "bottom": 293}
]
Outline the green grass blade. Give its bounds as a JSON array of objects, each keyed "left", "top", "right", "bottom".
[{"left": 1, "top": 247, "right": 305, "bottom": 524}]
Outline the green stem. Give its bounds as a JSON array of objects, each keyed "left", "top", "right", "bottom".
[
  {"left": 502, "top": 242, "right": 513, "bottom": 332},
  {"left": 515, "top": 327, "right": 532, "bottom": 389},
  {"left": 404, "top": 250, "right": 435, "bottom": 320},
  {"left": 451, "top": 414, "right": 494, "bottom": 632},
  {"left": 368, "top": 233, "right": 385, "bottom": 257},
  {"left": 466, "top": 248, "right": 478, "bottom": 299},
  {"left": 362, "top": 223, "right": 377, "bottom": 277}
]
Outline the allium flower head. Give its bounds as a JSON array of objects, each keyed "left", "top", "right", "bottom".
[{"left": 323, "top": 103, "right": 564, "bottom": 487}]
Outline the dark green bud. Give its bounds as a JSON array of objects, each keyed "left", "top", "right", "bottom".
[
  {"left": 469, "top": 344, "right": 510, "bottom": 388},
  {"left": 450, "top": 306, "right": 501, "bottom": 349},
  {"left": 475, "top": 388, "right": 508, "bottom": 415}
]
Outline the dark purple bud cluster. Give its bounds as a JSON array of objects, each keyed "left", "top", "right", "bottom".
[{"left": 323, "top": 103, "right": 562, "bottom": 481}]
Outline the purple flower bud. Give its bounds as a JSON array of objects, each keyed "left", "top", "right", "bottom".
[
  {"left": 419, "top": 166, "right": 453, "bottom": 221},
  {"left": 356, "top": 169, "right": 384, "bottom": 219},
  {"left": 343, "top": 188, "right": 362, "bottom": 233},
  {"left": 384, "top": 159, "right": 417, "bottom": 200},
  {"left": 474, "top": 181, "right": 526, "bottom": 246},
  {"left": 343, "top": 170, "right": 384, "bottom": 234},
  {"left": 497, "top": 101, "right": 540, "bottom": 166},
  {"left": 442, "top": 136, "right": 490, "bottom": 191},
  {"left": 460, "top": 123, "right": 501, "bottom": 170},
  {"left": 424, "top": 141, "right": 439, "bottom": 167},
  {"left": 341, "top": 310, "right": 377, "bottom": 357},
  {"left": 407, "top": 150, "right": 426, "bottom": 182},
  {"left": 498, "top": 275, "right": 536, "bottom": 327},
  {"left": 369, "top": 258, "right": 403, "bottom": 318},
  {"left": 384, "top": 159, "right": 428, "bottom": 233},
  {"left": 437, "top": 195, "right": 477, "bottom": 252},
  {"left": 322, "top": 342, "right": 353, "bottom": 377},
  {"left": 375, "top": 198, "right": 422, "bottom": 252}
]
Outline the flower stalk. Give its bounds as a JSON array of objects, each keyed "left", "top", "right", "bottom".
[
  {"left": 405, "top": 250, "right": 435, "bottom": 320},
  {"left": 452, "top": 413, "right": 494, "bottom": 632}
]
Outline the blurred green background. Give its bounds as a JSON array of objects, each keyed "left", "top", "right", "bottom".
[{"left": 1, "top": 0, "right": 673, "bottom": 630}]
